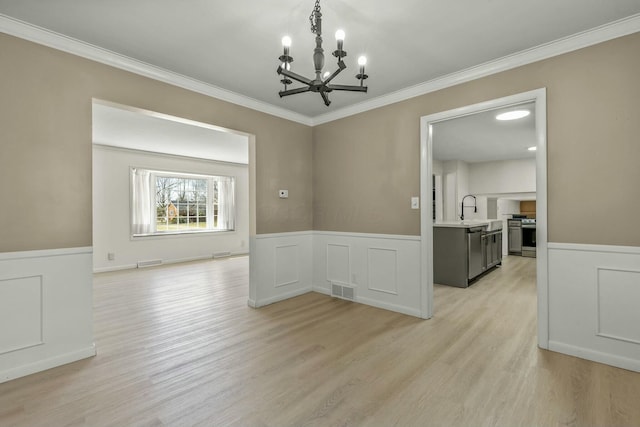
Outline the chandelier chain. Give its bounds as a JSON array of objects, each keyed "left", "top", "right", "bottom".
[{"left": 309, "top": 0, "right": 321, "bottom": 34}]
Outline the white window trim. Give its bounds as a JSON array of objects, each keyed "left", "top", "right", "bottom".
[{"left": 131, "top": 168, "right": 236, "bottom": 238}]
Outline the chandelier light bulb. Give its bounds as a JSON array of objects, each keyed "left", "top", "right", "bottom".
[
  {"left": 281, "top": 36, "right": 292, "bottom": 47},
  {"left": 358, "top": 56, "right": 367, "bottom": 66},
  {"left": 335, "top": 29, "right": 345, "bottom": 41},
  {"left": 323, "top": 71, "right": 330, "bottom": 79}
]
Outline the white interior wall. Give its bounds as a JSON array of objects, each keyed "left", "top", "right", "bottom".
[
  {"left": 468, "top": 158, "right": 536, "bottom": 194},
  {"left": 92, "top": 145, "right": 249, "bottom": 272},
  {"left": 456, "top": 160, "right": 469, "bottom": 219},
  {"left": 432, "top": 159, "right": 443, "bottom": 175},
  {"left": 497, "top": 199, "right": 522, "bottom": 218},
  {"left": 463, "top": 195, "right": 488, "bottom": 221},
  {"left": 487, "top": 198, "right": 498, "bottom": 219},
  {"left": 441, "top": 161, "right": 458, "bottom": 221}
]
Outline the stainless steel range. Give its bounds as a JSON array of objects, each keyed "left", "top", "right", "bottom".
[{"left": 521, "top": 218, "right": 536, "bottom": 257}]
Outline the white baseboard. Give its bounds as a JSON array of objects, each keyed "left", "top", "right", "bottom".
[
  {"left": 312, "top": 286, "right": 331, "bottom": 296},
  {"left": 549, "top": 341, "right": 640, "bottom": 373},
  {"left": 94, "top": 263, "right": 139, "bottom": 273},
  {"left": 355, "top": 296, "right": 422, "bottom": 318},
  {"left": 1, "top": 345, "right": 96, "bottom": 384},
  {"left": 313, "top": 285, "right": 421, "bottom": 316},
  {"left": 93, "top": 251, "right": 250, "bottom": 273},
  {"left": 254, "top": 287, "right": 313, "bottom": 308}
]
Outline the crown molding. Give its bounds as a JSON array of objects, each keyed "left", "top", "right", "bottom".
[
  {"left": 0, "top": 14, "right": 314, "bottom": 126},
  {"left": 311, "top": 13, "right": 640, "bottom": 125},
  {"left": 2, "top": 12, "right": 639, "bottom": 127}
]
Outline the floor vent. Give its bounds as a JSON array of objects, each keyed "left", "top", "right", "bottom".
[
  {"left": 331, "top": 282, "right": 355, "bottom": 301},
  {"left": 213, "top": 251, "right": 232, "bottom": 259},
  {"left": 137, "top": 259, "right": 162, "bottom": 268}
]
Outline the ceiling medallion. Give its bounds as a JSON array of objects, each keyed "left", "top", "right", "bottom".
[{"left": 277, "top": 0, "right": 369, "bottom": 107}]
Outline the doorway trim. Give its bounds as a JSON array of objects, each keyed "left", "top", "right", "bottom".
[{"left": 419, "top": 88, "right": 549, "bottom": 349}]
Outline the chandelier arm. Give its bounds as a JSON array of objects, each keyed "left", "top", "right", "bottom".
[
  {"left": 326, "top": 84, "right": 368, "bottom": 92},
  {"left": 277, "top": 67, "right": 314, "bottom": 86},
  {"left": 320, "top": 90, "right": 331, "bottom": 106},
  {"left": 279, "top": 87, "right": 312, "bottom": 97},
  {"left": 321, "top": 61, "right": 346, "bottom": 86}
]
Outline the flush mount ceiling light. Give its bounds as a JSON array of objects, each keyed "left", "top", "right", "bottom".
[
  {"left": 276, "top": 0, "right": 369, "bottom": 107},
  {"left": 496, "top": 110, "right": 530, "bottom": 121}
]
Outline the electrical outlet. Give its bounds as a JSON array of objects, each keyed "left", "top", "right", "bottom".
[
  {"left": 279, "top": 189, "right": 289, "bottom": 198},
  {"left": 107, "top": 252, "right": 115, "bottom": 261}
]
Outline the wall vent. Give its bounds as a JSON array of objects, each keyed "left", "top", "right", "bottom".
[
  {"left": 213, "top": 251, "right": 232, "bottom": 259},
  {"left": 137, "top": 259, "right": 162, "bottom": 268},
  {"left": 331, "top": 281, "right": 355, "bottom": 301}
]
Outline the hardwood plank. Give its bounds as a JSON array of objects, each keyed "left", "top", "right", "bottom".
[{"left": 1, "top": 255, "right": 639, "bottom": 426}]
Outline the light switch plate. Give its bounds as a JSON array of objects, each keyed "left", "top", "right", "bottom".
[
  {"left": 411, "top": 196, "right": 420, "bottom": 209},
  {"left": 279, "top": 189, "right": 289, "bottom": 198}
]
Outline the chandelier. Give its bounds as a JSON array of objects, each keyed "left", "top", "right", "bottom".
[{"left": 276, "top": 0, "right": 368, "bottom": 107}]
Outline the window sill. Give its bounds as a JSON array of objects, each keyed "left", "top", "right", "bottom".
[{"left": 131, "top": 229, "right": 236, "bottom": 239}]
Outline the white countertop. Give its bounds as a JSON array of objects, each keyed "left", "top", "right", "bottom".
[{"left": 434, "top": 219, "right": 503, "bottom": 231}]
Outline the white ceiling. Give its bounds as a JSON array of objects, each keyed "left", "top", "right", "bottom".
[
  {"left": 92, "top": 103, "right": 249, "bottom": 164},
  {"left": 432, "top": 102, "right": 536, "bottom": 163},
  {"left": 1, "top": 1, "right": 640, "bottom": 119}
]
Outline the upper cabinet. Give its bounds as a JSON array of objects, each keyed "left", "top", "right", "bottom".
[{"left": 520, "top": 200, "right": 536, "bottom": 218}]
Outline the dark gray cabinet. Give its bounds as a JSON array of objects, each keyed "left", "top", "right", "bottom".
[
  {"left": 484, "top": 230, "right": 502, "bottom": 269},
  {"left": 434, "top": 226, "right": 502, "bottom": 288}
]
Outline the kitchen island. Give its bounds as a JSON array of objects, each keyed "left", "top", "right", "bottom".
[{"left": 434, "top": 220, "right": 502, "bottom": 288}]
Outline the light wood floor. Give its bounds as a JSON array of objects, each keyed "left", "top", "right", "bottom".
[{"left": 1, "top": 255, "right": 640, "bottom": 426}]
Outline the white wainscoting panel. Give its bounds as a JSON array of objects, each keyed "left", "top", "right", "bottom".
[
  {"left": 275, "top": 245, "right": 300, "bottom": 287},
  {"left": 596, "top": 268, "right": 640, "bottom": 345},
  {"left": 368, "top": 248, "right": 399, "bottom": 295},
  {"left": 250, "top": 232, "right": 313, "bottom": 307},
  {"left": 327, "top": 244, "right": 351, "bottom": 284},
  {"left": 313, "top": 232, "right": 421, "bottom": 317},
  {"left": 0, "top": 247, "right": 96, "bottom": 383},
  {"left": 548, "top": 243, "right": 640, "bottom": 372},
  {"left": 0, "top": 275, "right": 43, "bottom": 354}
]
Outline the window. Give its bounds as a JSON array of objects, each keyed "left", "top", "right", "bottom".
[{"left": 131, "top": 168, "right": 235, "bottom": 236}]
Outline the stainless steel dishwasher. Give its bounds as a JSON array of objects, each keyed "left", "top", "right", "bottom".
[{"left": 467, "top": 226, "right": 484, "bottom": 280}]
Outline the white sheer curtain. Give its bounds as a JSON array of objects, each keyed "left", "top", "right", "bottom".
[
  {"left": 131, "top": 168, "right": 153, "bottom": 235},
  {"left": 216, "top": 176, "right": 235, "bottom": 230}
]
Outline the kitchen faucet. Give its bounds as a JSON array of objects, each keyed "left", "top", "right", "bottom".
[{"left": 460, "top": 195, "right": 477, "bottom": 220}]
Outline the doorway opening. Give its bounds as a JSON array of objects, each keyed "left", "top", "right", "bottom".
[
  {"left": 419, "top": 89, "right": 549, "bottom": 349},
  {"left": 91, "top": 99, "right": 256, "bottom": 275}
]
